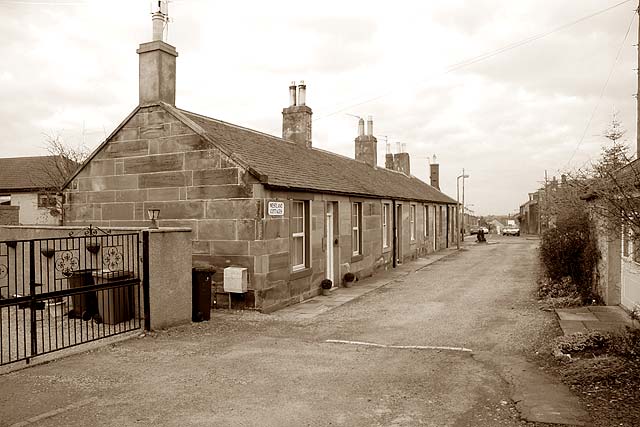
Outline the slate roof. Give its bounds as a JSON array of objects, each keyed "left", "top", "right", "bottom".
[
  {"left": 173, "top": 106, "right": 456, "bottom": 204},
  {"left": 0, "top": 156, "right": 61, "bottom": 192}
]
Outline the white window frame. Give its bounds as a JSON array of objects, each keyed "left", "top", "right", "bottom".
[
  {"left": 352, "top": 202, "right": 362, "bottom": 256},
  {"left": 292, "top": 200, "right": 307, "bottom": 271},
  {"left": 410, "top": 205, "right": 416, "bottom": 241},
  {"left": 383, "top": 203, "right": 390, "bottom": 248}
]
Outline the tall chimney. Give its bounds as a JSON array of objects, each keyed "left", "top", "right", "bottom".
[
  {"left": 282, "top": 81, "right": 313, "bottom": 147},
  {"left": 355, "top": 115, "right": 377, "bottom": 167},
  {"left": 430, "top": 155, "right": 440, "bottom": 190},
  {"left": 137, "top": 7, "right": 178, "bottom": 106}
]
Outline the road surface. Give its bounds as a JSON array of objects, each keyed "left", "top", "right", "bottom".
[{"left": 0, "top": 236, "right": 562, "bottom": 426}]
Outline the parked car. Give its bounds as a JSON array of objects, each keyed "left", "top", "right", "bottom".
[
  {"left": 502, "top": 225, "right": 520, "bottom": 236},
  {"left": 479, "top": 226, "right": 489, "bottom": 234},
  {"left": 469, "top": 226, "right": 479, "bottom": 235}
]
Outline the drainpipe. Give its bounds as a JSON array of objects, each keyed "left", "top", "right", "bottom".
[{"left": 392, "top": 200, "right": 397, "bottom": 268}]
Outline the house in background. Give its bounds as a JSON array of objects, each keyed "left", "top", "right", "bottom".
[
  {"left": 488, "top": 219, "right": 505, "bottom": 234},
  {"left": 62, "top": 10, "right": 458, "bottom": 312},
  {"left": 0, "top": 156, "right": 68, "bottom": 226},
  {"left": 519, "top": 190, "right": 543, "bottom": 235}
]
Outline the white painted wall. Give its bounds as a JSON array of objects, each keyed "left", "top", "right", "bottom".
[
  {"left": 10, "top": 192, "right": 58, "bottom": 225},
  {"left": 621, "top": 258, "right": 640, "bottom": 312}
]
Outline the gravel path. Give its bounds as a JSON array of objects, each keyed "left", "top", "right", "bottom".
[{"left": 0, "top": 236, "right": 564, "bottom": 426}]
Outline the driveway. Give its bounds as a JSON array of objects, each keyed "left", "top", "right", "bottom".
[{"left": 0, "top": 236, "right": 563, "bottom": 426}]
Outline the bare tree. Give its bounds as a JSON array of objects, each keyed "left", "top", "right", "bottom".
[
  {"left": 544, "top": 114, "right": 640, "bottom": 248},
  {"left": 34, "top": 132, "right": 89, "bottom": 223}
]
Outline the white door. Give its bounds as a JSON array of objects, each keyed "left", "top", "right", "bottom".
[{"left": 326, "top": 203, "right": 335, "bottom": 286}]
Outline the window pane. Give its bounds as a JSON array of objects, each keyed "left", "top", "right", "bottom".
[
  {"left": 293, "top": 236, "right": 304, "bottom": 266},
  {"left": 352, "top": 229, "right": 358, "bottom": 252}
]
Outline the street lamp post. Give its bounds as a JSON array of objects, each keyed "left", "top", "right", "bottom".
[{"left": 456, "top": 169, "right": 469, "bottom": 250}]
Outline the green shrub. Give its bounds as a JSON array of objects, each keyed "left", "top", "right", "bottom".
[{"left": 540, "top": 209, "right": 599, "bottom": 303}]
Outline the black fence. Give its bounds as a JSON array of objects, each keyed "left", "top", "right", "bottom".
[{"left": 0, "top": 228, "right": 145, "bottom": 366}]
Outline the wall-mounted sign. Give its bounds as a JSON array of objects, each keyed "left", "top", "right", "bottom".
[{"left": 268, "top": 201, "right": 285, "bottom": 216}]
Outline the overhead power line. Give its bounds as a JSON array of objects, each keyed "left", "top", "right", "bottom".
[
  {"left": 566, "top": 9, "right": 636, "bottom": 168},
  {"left": 313, "top": 0, "right": 635, "bottom": 121},
  {"left": 0, "top": 0, "right": 88, "bottom": 4}
]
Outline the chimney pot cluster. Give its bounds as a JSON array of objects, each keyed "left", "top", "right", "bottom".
[
  {"left": 385, "top": 142, "right": 411, "bottom": 176},
  {"left": 354, "top": 115, "right": 377, "bottom": 167},
  {"left": 282, "top": 81, "right": 313, "bottom": 147},
  {"left": 288, "top": 81, "right": 306, "bottom": 107}
]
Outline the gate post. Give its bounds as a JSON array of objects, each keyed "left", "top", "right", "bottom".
[
  {"left": 142, "top": 230, "right": 151, "bottom": 331},
  {"left": 29, "top": 241, "right": 37, "bottom": 358}
]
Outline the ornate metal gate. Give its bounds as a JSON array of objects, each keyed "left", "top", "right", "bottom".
[{"left": 0, "top": 227, "right": 145, "bottom": 366}]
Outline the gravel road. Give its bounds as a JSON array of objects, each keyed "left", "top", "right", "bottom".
[{"left": 0, "top": 236, "right": 560, "bottom": 426}]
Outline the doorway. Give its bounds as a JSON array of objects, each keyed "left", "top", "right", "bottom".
[
  {"left": 396, "top": 204, "right": 402, "bottom": 264},
  {"left": 326, "top": 202, "right": 338, "bottom": 286}
]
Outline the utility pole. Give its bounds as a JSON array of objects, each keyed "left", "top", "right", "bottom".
[
  {"left": 544, "top": 169, "right": 548, "bottom": 235},
  {"left": 637, "top": 1, "right": 640, "bottom": 157},
  {"left": 462, "top": 168, "right": 466, "bottom": 240}
]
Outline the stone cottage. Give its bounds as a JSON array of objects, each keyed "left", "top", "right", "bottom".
[{"left": 63, "top": 10, "right": 458, "bottom": 312}]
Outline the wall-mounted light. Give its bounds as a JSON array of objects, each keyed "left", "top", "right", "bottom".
[{"left": 147, "top": 208, "right": 160, "bottom": 229}]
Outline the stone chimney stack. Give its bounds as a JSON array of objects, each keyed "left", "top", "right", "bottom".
[
  {"left": 394, "top": 152, "right": 410, "bottom": 175},
  {"left": 430, "top": 155, "right": 440, "bottom": 190},
  {"left": 282, "top": 81, "right": 313, "bottom": 147},
  {"left": 383, "top": 142, "right": 411, "bottom": 175},
  {"left": 137, "top": 6, "right": 178, "bottom": 106},
  {"left": 355, "top": 115, "right": 378, "bottom": 167}
]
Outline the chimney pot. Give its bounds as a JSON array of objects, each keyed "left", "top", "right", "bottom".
[
  {"left": 366, "top": 115, "right": 373, "bottom": 136},
  {"left": 289, "top": 82, "right": 297, "bottom": 107},
  {"left": 358, "top": 118, "right": 365, "bottom": 137},
  {"left": 152, "top": 11, "right": 165, "bottom": 42},
  {"left": 298, "top": 81, "right": 306, "bottom": 106}
]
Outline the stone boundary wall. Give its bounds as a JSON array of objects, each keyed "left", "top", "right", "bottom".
[{"left": 0, "top": 206, "right": 19, "bottom": 226}]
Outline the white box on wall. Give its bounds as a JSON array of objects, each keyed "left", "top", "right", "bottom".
[{"left": 223, "top": 267, "right": 248, "bottom": 293}]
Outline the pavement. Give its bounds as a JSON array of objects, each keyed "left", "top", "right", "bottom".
[
  {"left": 275, "top": 249, "right": 457, "bottom": 320},
  {"left": 556, "top": 306, "right": 637, "bottom": 335}
]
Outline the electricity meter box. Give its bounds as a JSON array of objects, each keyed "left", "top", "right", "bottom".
[{"left": 223, "top": 267, "right": 248, "bottom": 293}]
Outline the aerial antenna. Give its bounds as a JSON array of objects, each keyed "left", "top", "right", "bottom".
[{"left": 150, "top": 1, "right": 172, "bottom": 41}]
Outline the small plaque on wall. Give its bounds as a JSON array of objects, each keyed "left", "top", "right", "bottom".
[{"left": 268, "top": 201, "right": 285, "bottom": 216}]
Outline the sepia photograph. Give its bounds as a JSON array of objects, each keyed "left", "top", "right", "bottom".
[{"left": 0, "top": 0, "right": 639, "bottom": 425}]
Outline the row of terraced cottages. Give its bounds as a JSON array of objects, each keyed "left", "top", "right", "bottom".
[{"left": 61, "top": 11, "right": 458, "bottom": 313}]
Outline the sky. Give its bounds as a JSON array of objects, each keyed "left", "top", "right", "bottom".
[{"left": 0, "top": 0, "right": 638, "bottom": 216}]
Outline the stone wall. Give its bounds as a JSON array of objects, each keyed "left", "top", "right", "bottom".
[
  {"left": 64, "top": 105, "right": 262, "bottom": 308},
  {"left": 0, "top": 206, "right": 19, "bottom": 225}
]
